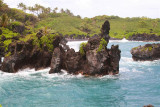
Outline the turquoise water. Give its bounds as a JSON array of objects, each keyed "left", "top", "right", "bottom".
[{"left": 0, "top": 40, "right": 160, "bottom": 107}]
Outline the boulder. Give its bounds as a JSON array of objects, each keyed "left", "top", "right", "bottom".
[{"left": 131, "top": 43, "right": 160, "bottom": 61}]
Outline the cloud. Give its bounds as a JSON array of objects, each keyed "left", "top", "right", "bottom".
[{"left": 3, "top": 0, "right": 160, "bottom": 18}]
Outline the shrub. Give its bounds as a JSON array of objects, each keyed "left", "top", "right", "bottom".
[
  {"left": 97, "top": 38, "right": 108, "bottom": 52},
  {"left": 10, "top": 21, "right": 23, "bottom": 26},
  {"left": 5, "top": 51, "right": 11, "bottom": 57},
  {"left": 79, "top": 42, "right": 87, "bottom": 56},
  {"left": 3, "top": 39, "right": 12, "bottom": 51}
]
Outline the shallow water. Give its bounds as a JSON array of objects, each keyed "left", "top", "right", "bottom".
[{"left": 0, "top": 40, "right": 160, "bottom": 107}]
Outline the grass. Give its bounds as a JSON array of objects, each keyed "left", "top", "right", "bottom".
[{"left": 35, "top": 14, "right": 160, "bottom": 39}]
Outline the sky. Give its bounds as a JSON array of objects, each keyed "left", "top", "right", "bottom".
[{"left": 3, "top": 0, "right": 160, "bottom": 18}]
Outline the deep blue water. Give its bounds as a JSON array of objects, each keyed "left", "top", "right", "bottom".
[{"left": 0, "top": 40, "right": 160, "bottom": 107}]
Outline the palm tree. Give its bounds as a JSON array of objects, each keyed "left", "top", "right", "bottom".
[
  {"left": 53, "top": 7, "right": 58, "bottom": 13},
  {"left": 34, "top": 4, "right": 41, "bottom": 15},
  {"left": 17, "top": 2, "right": 27, "bottom": 12},
  {"left": 60, "top": 8, "right": 65, "bottom": 13},
  {"left": 65, "top": 9, "right": 74, "bottom": 16}
]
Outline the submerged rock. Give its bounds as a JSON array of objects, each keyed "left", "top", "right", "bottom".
[
  {"left": 49, "top": 20, "right": 121, "bottom": 76},
  {"left": 131, "top": 43, "right": 160, "bottom": 61},
  {"left": 143, "top": 104, "right": 154, "bottom": 107}
]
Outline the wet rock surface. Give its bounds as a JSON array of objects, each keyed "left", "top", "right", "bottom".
[
  {"left": 1, "top": 40, "right": 52, "bottom": 73},
  {"left": 49, "top": 20, "right": 121, "bottom": 76},
  {"left": 131, "top": 43, "right": 160, "bottom": 61},
  {"left": 1, "top": 20, "right": 121, "bottom": 76}
]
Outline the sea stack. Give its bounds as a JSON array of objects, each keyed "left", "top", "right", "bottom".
[{"left": 49, "top": 20, "right": 121, "bottom": 76}]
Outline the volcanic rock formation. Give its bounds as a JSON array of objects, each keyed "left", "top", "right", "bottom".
[
  {"left": 49, "top": 20, "right": 121, "bottom": 76},
  {"left": 131, "top": 43, "right": 160, "bottom": 61}
]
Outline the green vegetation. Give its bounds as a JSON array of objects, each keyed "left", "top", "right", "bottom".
[
  {"left": 79, "top": 42, "right": 87, "bottom": 56},
  {"left": 97, "top": 38, "right": 108, "bottom": 52},
  {"left": 3, "top": 39, "right": 12, "bottom": 51},
  {"left": 0, "top": 0, "right": 160, "bottom": 56},
  {"left": 145, "top": 47, "right": 152, "bottom": 51},
  {"left": 35, "top": 14, "right": 160, "bottom": 39},
  {"left": 0, "top": 28, "right": 19, "bottom": 39},
  {"left": 5, "top": 51, "right": 11, "bottom": 57}
]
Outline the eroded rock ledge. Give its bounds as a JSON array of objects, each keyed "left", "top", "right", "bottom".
[
  {"left": 0, "top": 20, "right": 121, "bottom": 76},
  {"left": 131, "top": 43, "right": 160, "bottom": 61}
]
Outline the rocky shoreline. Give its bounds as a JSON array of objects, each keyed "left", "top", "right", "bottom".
[
  {"left": 128, "top": 33, "right": 160, "bottom": 41},
  {"left": 0, "top": 20, "right": 121, "bottom": 76}
]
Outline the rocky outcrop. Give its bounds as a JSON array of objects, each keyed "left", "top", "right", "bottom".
[
  {"left": 49, "top": 37, "right": 121, "bottom": 76},
  {"left": 12, "top": 24, "right": 25, "bottom": 34},
  {"left": 49, "top": 20, "right": 121, "bottom": 76},
  {"left": 131, "top": 43, "right": 160, "bottom": 61},
  {"left": 1, "top": 39, "right": 52, "bottom": 73},
  {"left": 1, "top": 20, "right": 121, "bottom": 76},
  {"left": 128, "top": 33, "right": 160, "bottom": 41}
]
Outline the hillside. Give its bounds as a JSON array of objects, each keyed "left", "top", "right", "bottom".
[
  {"left": 36, "top": 14, "right": 160, "bottom": 39},
  {"left": 1, "top": 0, "right": 160, "bottom": 57}
]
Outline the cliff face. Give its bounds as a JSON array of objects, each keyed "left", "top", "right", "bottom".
[
  {"left": 1, "top": 20, "right": 121, "bottom": 76},
  {"left": 131, "top": 43, "right": 160, "bottom": 61}
]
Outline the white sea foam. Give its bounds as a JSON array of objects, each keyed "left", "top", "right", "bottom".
[
  {"left": 99, "top": 74, "right": 119, "bottom": 79},
  {"left": 67, "top": 41, "right": 87, "bottom": 52},
  {"left": 110, "top": 38, "right": 129, "bottom": 43},
  {"left": 1, "top": 57, "right": 4, "bottom": 62},
  {"left": 41, "top": 69, "right": 84, "bottom": 80},
  {"left": 120, "top": 67, "right": 130, "bottom": 73}
]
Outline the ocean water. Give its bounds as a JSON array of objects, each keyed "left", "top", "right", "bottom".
[{"left": 0, "top": 40, "right": 160, "bottom": 107}]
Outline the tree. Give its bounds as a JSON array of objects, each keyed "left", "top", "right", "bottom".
[
  {"left": 34, "top": 4, "right": 41, "bottom": 15},
  {"left": 53, "top": 7, "right": 58, "bottom": 13},
  {"left": 77, "top": 15, "right": 81, "bottom": 19},
  {"left": 1, "top": 14, "right": 9, "bottom": 27},
  {"left": 17, "top": 3, "right": 27, "bottom": 12},
  {"left": 65, "top": 9, "right": 74, "bottom": 16},
  {"left": 0, "top": 0, "right": 9, "bottom": 14},
  {"left": 28, "top": 6, "right": 36, "bottom": 14},
  {"left": 60, "top": 8, "right": 65, "bottom": 13}
]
